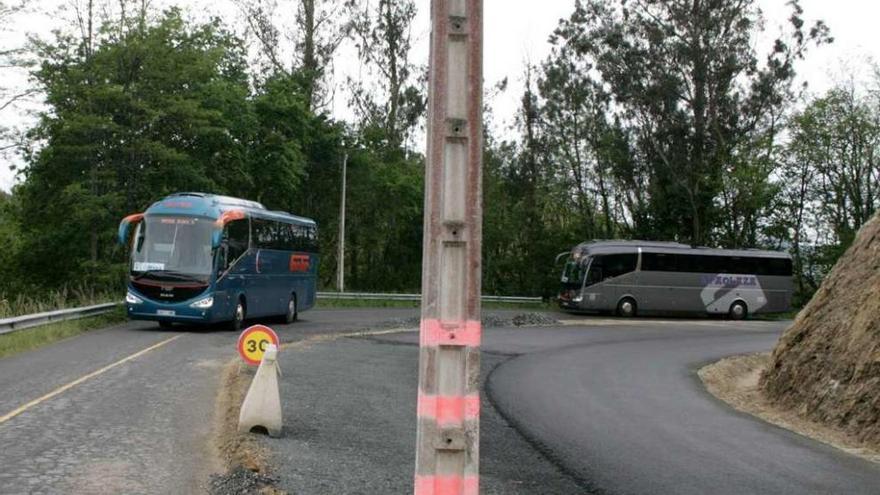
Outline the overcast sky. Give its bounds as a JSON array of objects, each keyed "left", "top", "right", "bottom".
[{"left": 2, "top": 0, "right": 879, "bottom": 192}]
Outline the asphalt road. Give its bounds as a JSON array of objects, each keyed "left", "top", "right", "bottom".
[
  {"left": 484, "top": 319, "right": 880, "bottom": 495},
  {"left": 3, "top": 311, "right": 880, "bottom": 494},
  {"left": 260, "top": 337, "right": 583, "bottom": 494},
  {"left": 0, "top": 308, "right": 419, "bottom": 495},
  {"left": 282, "top": 317, "right": 880, "bottom": 494}
]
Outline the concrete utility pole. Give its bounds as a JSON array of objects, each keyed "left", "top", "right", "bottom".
[
  {"left": 415, "top": 1, "right": 483, "bottom": 494},
  {"left": 337, "top": 153, "right": 348, "bottom": 292}
]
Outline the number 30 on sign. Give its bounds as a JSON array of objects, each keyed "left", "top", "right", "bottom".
[{"left": 237, "top": 324, "right": 280, "bottom": 366}]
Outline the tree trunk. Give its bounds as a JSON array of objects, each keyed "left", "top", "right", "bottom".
[{"left": 301, "top": 0, "right": 317, "bottom": 110}]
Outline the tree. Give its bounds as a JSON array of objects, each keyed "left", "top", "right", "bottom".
[
  {"left": 236, "top": 0, "right": 347, "bottom": 110},
  {"left": 776, "top": 80, "right": 880, "bottom": 298},
  {"left": 16, "top": 9, "right": 254, "bottom": 289},
  {"left": 0, "top": 0, "right": 35, "bottom": 160},
  {"left": 555, "top": 0, "right": 831, "bottom": 245},
  {"left": 0, "top": 190, "right": 22, "bottom": 294},
  {"left": 345, "top": 0, "right": 424, "bottom": 152}
]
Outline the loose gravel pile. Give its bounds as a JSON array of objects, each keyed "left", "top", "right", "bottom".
[
  {"left": 209, "top": 466, "right": 278, "bottom": 495},
  {"left": 761, "top": 213, "right": 880, "bottom": 447},
  {"left": 510, "top": 312, "right": 559, "bottom": 327},
  {"left": 376, "top": 312, "right": 558, "bottom": 331}
]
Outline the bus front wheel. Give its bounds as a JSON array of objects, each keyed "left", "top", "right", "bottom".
[
  {"left": 729, "top": 301, "right": 748, "bottom": 321},
  {"left": 617, "top": 298, "right": 637, "bottom": 318},
  {"left": 284, "top": 294, "right": 298, "bottom": 324},
  {"left": 231, "top": 299, "right": 246, "bottom": 331}
]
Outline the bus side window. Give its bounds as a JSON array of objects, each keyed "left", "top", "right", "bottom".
[
  {"left": 643, "top": 253, "right": 676, "bottom": 272},
  {"left": 604, "top": 253, "right": 637, "bottom": 280},
  {"left": 225, "top": 219, "right": 249, "bottom": 268},
  {"left": 252, "top": 218, "right": 273, "bottom": 249}
]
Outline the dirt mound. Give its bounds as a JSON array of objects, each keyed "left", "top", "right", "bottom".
[{"left": 760, "top": 214, "right": 880, "bottom": 446}]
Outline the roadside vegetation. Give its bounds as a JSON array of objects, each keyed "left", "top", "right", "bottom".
[
  {"left": 0, "top": 286, "right": 119, "bottom": 319},
  {"left": 0, "top": 307, "right": 126, "bottom": 359},
  {"left": 0, "top": 0, "right": 876, "bottom": 311}
]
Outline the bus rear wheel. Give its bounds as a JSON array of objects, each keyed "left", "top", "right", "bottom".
[
  {"left": 284, "top": 294, "right": 298, "bottom": 324},
  {"left": 729, "top": 301, "right": 748, "bottom": 321},
  {"left": 617, "top": 298, "right": 637, "bottom": 318}
]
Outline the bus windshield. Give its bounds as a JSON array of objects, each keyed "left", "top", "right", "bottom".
[
  {"left": 131, "top": 216, "right": 215, "bottom": 281},
  {"left": 561, "top": 256, "right": 588, "bottom": 289}
]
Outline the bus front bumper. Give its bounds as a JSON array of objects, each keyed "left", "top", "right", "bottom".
[{"left": 125, "top": 293, "right": 225, "bottom": 324}]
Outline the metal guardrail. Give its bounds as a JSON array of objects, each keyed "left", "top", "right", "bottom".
[
  {"left": 0, "top": 292, "right": 541, "bottom": 336},
  {"left": 0, "top": 302, "right": 122, "bottom": 336},
  {"left": 316, "top": 292, "right": 543, "bottom": 304}
]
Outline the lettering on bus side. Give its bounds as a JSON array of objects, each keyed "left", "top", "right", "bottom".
[
  {"left": 700, "top": 274, "right": 758, "bottom": 287},
  {"left": 289, "top": 254, "right": 311, "bottom": 273}
]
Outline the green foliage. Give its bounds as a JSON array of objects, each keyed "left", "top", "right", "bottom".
[
  {"left": 770, "top": 81, "right": 880, "bottom": 302},
  {"left": 0, "top": 286, "right": 118, "bottom": 319},
  {"left": 14, "top": 10, "right": 251, "bottom": 291},
  {"left": 0, "top": 192, "right": 22, "bottom": 294},
  {"left": 552, "top": 0, "right": 830, "bottom": 246},
  {"left": 341, "top": 146, "right": 424, "bottom": 291},
  {"left": 1, "top": 0, "right": 874, "bottom": 311}
]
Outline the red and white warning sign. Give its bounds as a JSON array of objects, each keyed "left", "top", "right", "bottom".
[{"left": 237, "top": 324, "right": 280, "bottom": 366}]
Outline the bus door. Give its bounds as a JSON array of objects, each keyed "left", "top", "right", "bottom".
[
  {"left": 582, "top": 256, "right": 609, "bottom": 310},
  {"left": 216, "top": 219, "right": 251, "bottom": 318},
  {"left": 597, "top": 253, "right": 639, "bottom": 311},
  {"left": 584, "top": 254, "right": 638, "bottom": 312}
]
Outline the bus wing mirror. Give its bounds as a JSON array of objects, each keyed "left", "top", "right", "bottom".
[{"left": 118, "top": 213, "right": 144, "bottom": 246}]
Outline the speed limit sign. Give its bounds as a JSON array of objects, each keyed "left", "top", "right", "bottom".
[{"left": 237, "top": 324, "right": 280, "bottom": 366}]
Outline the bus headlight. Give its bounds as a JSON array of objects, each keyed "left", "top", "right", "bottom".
[
  {"left": 190, "top": 296, "right": 214, "bottom": 309},
  {"left": 126, "top": 291, "right": 143, "bottom": 304}
]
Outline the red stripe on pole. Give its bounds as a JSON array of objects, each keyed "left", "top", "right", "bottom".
[
  {"left": 417, "top": 393, "right": 480, "bottom": 425},
  {"left": 420, "top": 319, "right": 481, "bottom": 347},
  {"left": 415, "top": 475, "right": 479, "bottom": 495}
]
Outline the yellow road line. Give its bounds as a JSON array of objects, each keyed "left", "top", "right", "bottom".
[{"left": 0, "top": 334, "right": 183, "bottom": 424}]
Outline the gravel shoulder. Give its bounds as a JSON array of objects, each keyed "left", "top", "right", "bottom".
[
  {"left": 244, "top": 334, "right": 582, "bottom": 494},
  {"left": 700, "top": 353, "right": 880, "bottom": 464}
]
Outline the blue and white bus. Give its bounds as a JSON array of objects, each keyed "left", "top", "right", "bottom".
[{"left": 118, "top": 193, "right": 318, "bottom": 329}]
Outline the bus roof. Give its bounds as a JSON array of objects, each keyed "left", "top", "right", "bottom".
[
  {"left": 573, "top": 240, "right": 790, "bottom": 260},
  {"left": 143, "top": 192, "right": 316, "bottom": 226}
]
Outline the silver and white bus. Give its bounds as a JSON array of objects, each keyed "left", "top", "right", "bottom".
[{"left": 558, "top": 241, "right": 793, "bottom": 319}]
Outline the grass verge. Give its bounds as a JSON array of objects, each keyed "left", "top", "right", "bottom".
[{"left": 0, "top": 307, "right": 127, "bottom": 359}]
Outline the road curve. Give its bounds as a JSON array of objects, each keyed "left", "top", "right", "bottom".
[{"left": 487, "top": 320, "right": 880, "bottom": 495}]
